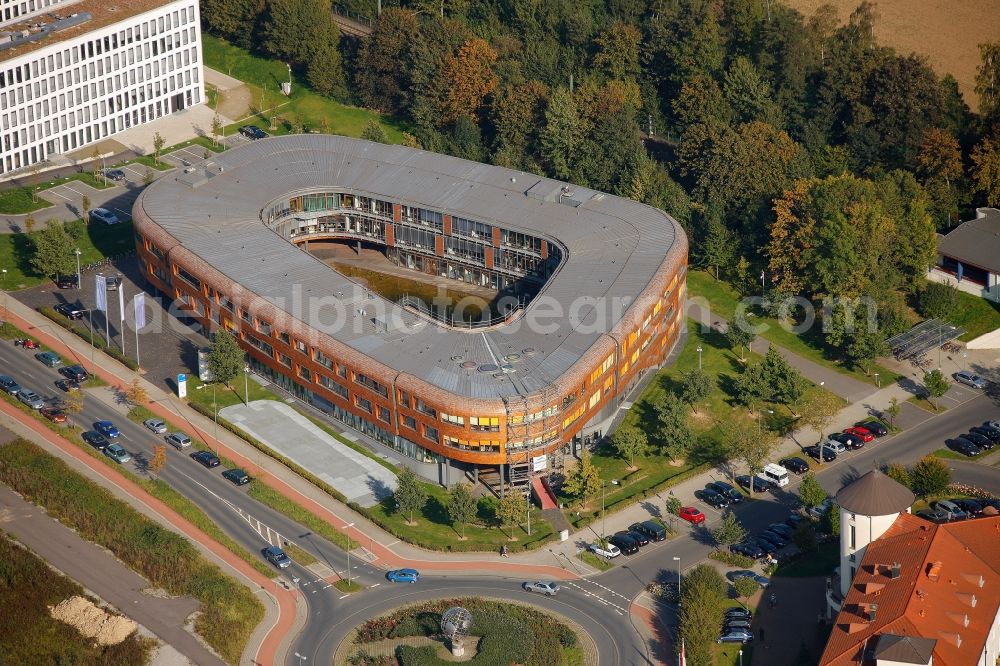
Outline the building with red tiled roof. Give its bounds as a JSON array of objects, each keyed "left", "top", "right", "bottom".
[{"left": 819, "top": 512, "right": 1000, "bottom": 666}]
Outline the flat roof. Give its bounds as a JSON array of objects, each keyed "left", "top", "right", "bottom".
[
  {"left": 937, "top": 207, "right": 1000, "bottom": 274},
  {"left": 0, "top": 0, "right": 175, "bottom": 64},
  {"left": 134, "top": 135, "right": 686, "bottom": 401}
]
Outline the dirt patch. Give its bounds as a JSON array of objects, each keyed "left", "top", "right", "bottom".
[
  {"left": 216, "top": 83, "right": 253, "bottom": 123},
  {"left": 785, "top": 0, "right": 1000, "bottom": 111},
  {"left": 50, "top": 595, "right": 137, "bottom": 646}
]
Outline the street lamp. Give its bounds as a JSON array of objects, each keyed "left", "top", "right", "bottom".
[
  {"left": 1, "top": 268, "right": 6, "bottom": 313},
  {"left": 601, "top": 481, "right": 607, "bottom": 539},
  {"left": 212, "top": 382, "right": 218, "bottom": 451},
  {"left": 344, "top": 521, "right": 355, "bottom": 587},
  {"left": 739, "top": 649, "right": 743, "bottom": 666},
  {"left": 962, "top": 352, "right": 968, "bottom": 370},
  {"left": 293, "top": 653, "right": 307, "bottom": 664},
  {"left": 873, "top": 372, "right": 880, "bottom": 388},
  {"left": 74, "top": 248, "right": 81, "bottom": 290},
  {"left": 756, "top": 408, "right": 774, "bottom": 436},
  {"left": 243, "top": 364, "right": 250, "bottom": 405},
  {"left": 672, "top": 556, "right": 682, "bottom": 602},
  {"left": 696, "top": 345, "right": 703, "bottom": 370}
]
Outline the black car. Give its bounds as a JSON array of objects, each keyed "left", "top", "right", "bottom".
[
  {"left": 725, "top": 607, "right": 753, "bottom": 621},
  {"left": 779, "top": 457, "right": 809, "bottom": 474},
  {"left": 916, "top": 508, "right": 950, "bottom": 523},
  {"left": 786, "top": 514, "right": 806, "bottom": 529},
  {"left": 963, "top": 432, "right": 993, "bottom": 449},
  {"left": 706, "top": 481, "right": 743, "bottom": 504},
  {"left": 54, "top": 302, "right": 85, "bottom": 320},
  {"left": 729, "top": 542, "right": 764, "bottom": 559},
  {"left": 56, "top": 274, "right": 79, "bottom": 289},
  {"left": 953, "top": 499, "right": 983, "bottom": 517},
  {"left": 608, "top": 533, "right": 640, "bottom": 555},
  {"left": 239, "top": 125, "right": 267, "bottom": 140},
  {"left": 760, "top": 529, "right": 788, "bottom": 547},
  {"left": 831, "top": 432, "right": 863, "bottom": 450},
  {"left": 191, "top": 450, "right": 221, "bottom": 468},
  {"left": 767, "top": 523, "right": 793, "bottom": 539},
  {"left": 697, "top": 488, "right": 731, "bottom": 509},
  {"left": 222, "top": 468, "right": 252, "bottom": 486},
  {"left": 55, "top": 378, "right": 80, "bottom": 392},
  {"left": 753, "top": 535, "right": 782, "bottom": 555},
  {"left": 625, "top": 529, "right": 650, "bottom": 547},
  {"left": 804, "top": 445, "right": 837, "bottom": 462},
  {"left": 970, "top": 425, "right": 1000, "bottom": 443},
  {"left": 0, "top": 375, "right": 20, "bottom": 395},
  {"left": 102, "top": 168, "right": 126, "bottom": 181},
  {"left": 60, "top": 364, "right": 89, "bottom": 382},
  {"left": 82, "top": 430, "right": 110, "bottom": 451},
  {"left": 735, "top": 475, "right": 772, "bottom": 493},
  {"left": 629, "top": 520, "right": 667, "bottom": 542},
  {"left": 945, "top": 437, "right": 982, "bottom": 457},
  {"left": 859, "top": 420, "right": 888, "bottom": 437}
]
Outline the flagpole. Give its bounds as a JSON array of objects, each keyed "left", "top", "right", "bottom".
[
  {"left": 133, "top": 293, "right": 144, "bottom": 368},
  {"left": 118, "top": 284, "right": 126, "bottom": 353}
]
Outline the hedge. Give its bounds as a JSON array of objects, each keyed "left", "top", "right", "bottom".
[
  {"left": 708, "top": 549, "right": 755, "bottom": 568},
  {"left": 37, "top": 306, "right": 140, "bottom": 371}
]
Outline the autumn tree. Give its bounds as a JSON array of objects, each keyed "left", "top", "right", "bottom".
[
  {"left": 149, "top": 444, "right": 167, "bottom": 475},
  {"left": 974, "top": 42, "right": 1000, "bottom": 126},
  {"left": 799, "top": 390, "right": 842, "bottom": 440},
  {"left": 490, "top": 81, "right": 549, "bottom": 167},
  {"left": 125, "top": 376, "right": 148, "bottom": 405},
  {"left": 496, "top": 492, "right": 526, "bottom": 539},
  {"left": 152, "top": 132, "right": 165, "bottom": 166},
  {"left": 361, "top": 119, "right": 389, "bottom": 144},
  {"left": 916, "top": 128, "right": 963, "bottom": 227},
  {"left": 63, "top": 390, "right": 84, "bottom": 415},
  {"left": 972, "top": 136, "right": 1000, "bottom": 207},
  {"left": 439, "top": 38, "right": 497, "bottom": 123},
  {"left": 562, "top": 449, "right": 602, "bottom": 505},
  {"left": 592, "top": 21, "right": 641, "bottom": 81}
]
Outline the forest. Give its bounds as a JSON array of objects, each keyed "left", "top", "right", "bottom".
[{"left": 200, "top": 0, "right": 1000, "bottom": 355}]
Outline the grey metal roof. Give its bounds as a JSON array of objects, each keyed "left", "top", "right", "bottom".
[
  {"left": 937, "top": 207, "right": 1000, "bottom": 274},
  {"left": 872, "top": 634, "right": 936, "bottom": 664},
  {"left": 836, "top": 470, "right": 915, "bottom": 517},
  {"left": 135, "top": 135, "right": 684, "bottom": 400}
]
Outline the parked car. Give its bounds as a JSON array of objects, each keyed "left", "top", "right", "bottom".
[
  {"left": 809, "top": 497, "right": 835, "bottom": 519},
  {"left": 932, "top": 500, "right": 968, "bottom": 521},
  {"left": 824, "top": 436, "right": 850, "bottom": 453},
  {"left": 735, "top": 475, "right": 772, "bottom": 493},
  {"left": 859, "top": 420, "right": 888, "bottom": 437},
  {"left": 729, "top": 542, "right": 765, "bottom": 559},
  {"left": 56, "top": 274, "right": 79, "bottom": 289},
  {"left": 264, "top": 546, "right": 292, "bottom": 569},
  {"left": 753, "top": 534, "right": 783, "bottom": 555},
  {"left": 17, "top": 389, "right": 44, "bottom": 409},
  {"left": 191, "top": 450, "right": 220, "bottom": 468},
  {"left": 55, "top": 378, "right": 79, "bottom": 392},
  {"left": 0, "top": 375, "right": 21, "bottom": 395},
  {"left": 945, "top": 437, "right": 982, "bottom": 457},
  {"left": 718, "top": 629, "right": 753, "bottom": 644},
  {"left": 726, "top": 570, "right": 771, "bottom": 587},
  {"left": 706, "top": 481, "right": 743, "bottom": 503},
  {"left": 963, "top": 432, "right": 994, "bottom": 450},
  {"left": 954, "top": 371, "right": 987, "bottom": 389},
  {"left": 970, "top": 425, "right": 1000, "bottom": 443},
  {"left": 143, "top": 418, "right": 167, "bottom": 434},
  {"left": 54, "top": 303, "right": 85, "bottom": 320},
  {"left": 629, "top": 521, "right": 667, "bottom": 542},
  {"left": 804, "top": 445, "right": 837, "bottom": 462},
  {"left": 386, "top": 568, "right": 419, "bottom": 583},
  {"left": 779, "top": 457, "right": 809, "bottom": 474},
  {"left": 94, "top": 420, "right": 119, "bottom": 438},
  {"left": 588, "top": 542, "right": 621, "bottom": 559},
  {"left": 523, "top": 581, "right": 560, "bottom": 596},
  {"left": 767, "top": 523, "right": 793, "bottom": 539},
  {"left": 222, "top": 468, "right": 251, "bottom": 486},
  {"left": 102, "top": 168, "right": 126, "bottom": 181},
  {"left": 760, "top": 529, "right": 788, "bottom": 547},
  {"left": 725, "top": 607, "right": 753, "bottom": 621},
  {"left": 696, "top": 488, "right": 731, "bottom": 510},
  {"left": 952, "top": 499, "right": 983, "bottom": 517},
  {"left": 987, "top": 420, "right": 1000, "bottom": 431},
  {"left": 82, "top": 431, "right": 110, "bottom": 451},
  {"left": 608, "top": 533, "right": 640, "bottom": 555},
  {"left": 35, "top": 351, "right": 62, "bottom": 367},
  {"left": 166, "top": 432, "right": 193, "bottom": 449},
  {"left": 60, "top": 364, "right": 88, "bottom": 382},
  {"left": 844, "top": 426, "right": 875, "bottom": 443},
  {"left": 916, "top": 508, "right": 950, "bottom": 523},
  {"left": 239, "top": 125, "right": 267, "bottom": 140},
  {"left": 625, "top": 529, "right": 650, "bottom": 547},
  {"left": 723, "top": 619, "right": 752, "bottom": 631},
  {"left": 40, "top": 406, "right": 67, "bottom": 423},
  {"left": 89, "top": 208, "right": 120, "bottom": 225},
  {"left": 678, "top": 506, "right": 706, "bottom": 525},
  {"left": 104, "top": 443, "right": 131, "bottom": 464}
]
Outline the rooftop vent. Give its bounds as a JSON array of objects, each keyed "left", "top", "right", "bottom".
[
  {"left": 865, "top": 604, "right": 878, "bottom": 622},
  {"left": 890, "top": 562, "right": 902, "bottom": 579},
  {"left": 927, "top": 561, "right": 943, "bottom": 581}
]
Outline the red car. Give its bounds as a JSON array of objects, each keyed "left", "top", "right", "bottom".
[
  {"left": 679, "top": 506, "right": 706, "bottom": 525},
  {"left": 40, "top": 407, "right": 67, "bottom": 423},
  {"left": 844, "top": 426, "right": 874, "bottom": 443}
]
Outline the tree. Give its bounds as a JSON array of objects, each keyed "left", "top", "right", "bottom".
[
  {"left": 125, "top": 376, "right": 148, "bottom": 405},
  {"left": 207, "top": 329, "right": 245, "bottom": 385},
  {"left": 211, "top": 114, "right": 223, "bottom": 146},
  {"left": 361, "top": 119, "right": 390, "bottom": 144},
  {"left": 718, "top": 415, "right": 756, "bottom": 482},
  {"left": 680, "top": 369, "right": 713, "bottom": 414},
  {"left": 490, "top": 81, "right": 549, "bottom": 165},
  {"left": 918, "top": 282, "right": 959, "bottom": 320},
  {"left": 261, "top": 0, "right": 340, "bottom": 66},
  {"left": 711, "top": 511, "right": 747, "bottom": 546},
  {"left": 562, "top": 449, "right": 602, "bottom": 505},
  {"left": 446, "top": 483, "right": 476, "bottom": 539},
  {"left": 439, "top": 38, "right": 497, "bottom": 123},
  {"left": 610, "top": 425, "right": 647, "bottom": 469},
  {"left": 974, "top": 42, "right": 1000, "bottom": 126},
  {"left": 799, "top": 391, "right": 842, "bottom": 440},
  {"left": 820, "top": 502, "right": 841, "bottom": 536},
  {"left": 665, "top": 495, "right": 682, "bottom": 517},
  {"left": 701, "top": 215, "right": 734, "bottom": 280},
  {"left": 885, "top": 397, "right": 901, "bottom": 429},
  {"left": 393, "top": 467, "right": 427, "bottom": 524},
  {"left": 911, "top": 456, "right": 951, "bottom": 497},
  {"left": 763, "top": 347, "right": 808, "bottom": 414},
  {"left": 723, "top": 56, "right": 781, "bottom": 126},
  {"left": 727, "top": 324, "right": 755, "bottom": 362},
  {"left": 200, "top": 0, "right": 261, "bottom": 49},
  {"left": 922, "top": 369, "right": 949, "bottom": 410},
  {"left": 793, "top": 522, "right": 818, "bottom": 553},
  {"left": 734, "top": 433, "right": 777, "bottom": 493},
  {"left": 81, "top": 195, "right": 91, "bottom": 219},
  {"left": 540, "top": 88, "right": 582, "bottom": 180},
  {"left": 798, "top": 472, "right": 828, "bottom": 509},
  {"left": 149, "top": 444, "right": 167, "bottom": 475},
  {"left": 677, "top": 564, "right": 727, "bottom": 666},
  {"left": 654, "top": 393, "right": 693, "bottom": 462},
  {"left": 592, "top": 21, "right": 641, "bottom": 81},
  {"left": 63, "top": 390, "right": 84, "bottom": 415},
  {"left": 356, "top": 9, "right": 419, "bottom": 114},
  {"left": 496, "top": 492, "right": 526, "bottom": 539},
  {"left": 143, "top": 169, "right": 154, "bottom": 186},
  {"left": 916, "top": 128, "right": 962, "bottom": 227},
  {"left": 30, "top": 221, "right": 77, "bottom": 278},
  {"left": 971, "top": 136, "right": 1000, "bottom": 207},
  {"left": 732, "top": 362, "right": 768, "bottom": 412},
  {"left": 152, "top": 132, "right": 165, "bottom": 166},
  {"left": 884, "top": 463, "right": 912, "bottom": 489},
  {"left": 24, "top": 213, "right": 36, "bottom": 234},
  {"left": 733, "top": 576, "right": 759, "bottom": 604},
  {"left": 306, "top": 26, "right": 346, "bottom": 99}
]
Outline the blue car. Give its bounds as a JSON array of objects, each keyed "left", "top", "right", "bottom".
[
  {"left": 94, "top": 420, "right": 120, "bottom": 438},
  {"left": 387, "top": 568, "right": 420, "bottom": 584}
]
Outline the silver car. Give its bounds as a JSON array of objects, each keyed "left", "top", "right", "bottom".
[
  {"left": 954, "top": 371, "right": 987, "bottom": 390},
  {"left": 522, "top": 581, "right": 560, "bottom": 596},
  {"left": 165, "top": 432, "right": 192, "bottom": 449},
  {"left": 17, "top": 389, "right": 44, "bottom": 409},
  {"left": 143, "top": 418, "right": 167, "bottom": 434},
  {"left": 588, "top": 542, "right": 621, "bottom": 558},
  {"left": 89, "top": 207, "right": 120, "bottom": 225}
]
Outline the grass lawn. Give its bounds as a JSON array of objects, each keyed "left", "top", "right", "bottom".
[
  {"left": 931, "top": 447, "right": 987, "bottom": 461},
  {"left": 0, "top": 220, "right": 136, "bottom": 291},
  {"left": 714, "top": 643, "right": 752, "bottom": 666},
  {"left": 577, "top": 550, "right": 615, "bottom": 571},
  {"left": 907, "top": 395, "right": 948, "bottom": 413},
  {"left": 36, "top": 171, "right": 115, "bottom": 192},
  {"left": 774, "top": 541, "right": 838, "bottom": 577},
  {"left": 0, "top": 186, "right": 52, "bottom": 214},
  {"left": 203, "top": 35, "right": 407, "bottom": 142},
  {"left": 127, "top": 155, "right": 174, "bottom": 171},
  {"left": 687, "top": 270, "right": 902, "bottom": 386},
  {"left": 949, "top": 290, "right": 1000, "bottom": 341}
]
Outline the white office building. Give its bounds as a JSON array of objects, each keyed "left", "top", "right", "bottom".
[{"left": 0, "top": 0, "right": 204, "bottom": 176}]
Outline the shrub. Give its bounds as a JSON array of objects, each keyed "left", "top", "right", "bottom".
[
  {"left": 708, "top": 549, "right": 754, "bottom": 568},
  {"left": 918, "top": 282, "right": 959, "bottom": 320}
]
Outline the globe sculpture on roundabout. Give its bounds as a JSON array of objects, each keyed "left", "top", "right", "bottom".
[{"left": 440, "top": 606, "right": 474, "bottom": 657}]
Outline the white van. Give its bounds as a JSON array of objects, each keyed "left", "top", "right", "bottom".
[{"left": 757, "top": 463, "right": 790, "bottom": 488}]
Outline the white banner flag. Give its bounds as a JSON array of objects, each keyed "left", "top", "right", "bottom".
[
  {"left": 134, "top": 293, "right": 146, "bottom": 329},
  {"left": 118, "top": 286, "right": 126, "bottom": 324},
  {"left": 95, "top": 275, "right": 107, "bottom": 311}
]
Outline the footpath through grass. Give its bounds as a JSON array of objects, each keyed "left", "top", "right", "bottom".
[
  {"left": 202, "top": 35, "right": 406, "bottom": 141},
  {"left": 0, "top": 439, "right": 265, "bottom": 664}
]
